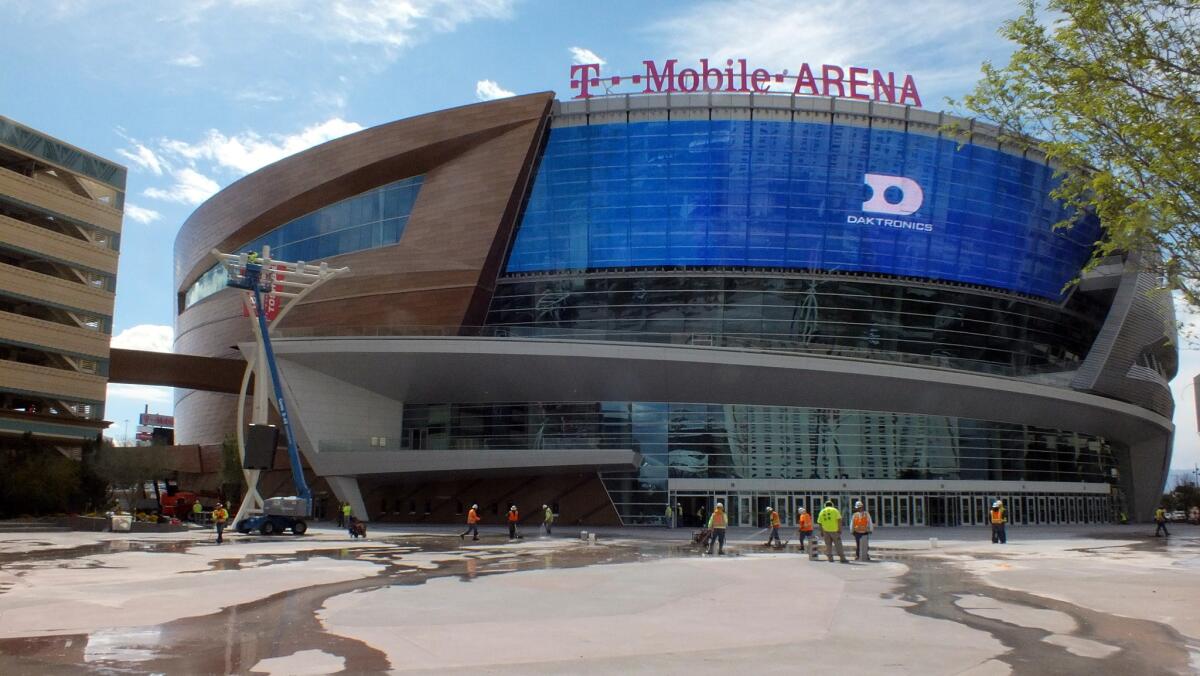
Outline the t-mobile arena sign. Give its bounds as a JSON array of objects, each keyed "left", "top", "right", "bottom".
[{"left": 570, "top": 59, "right": 922, "bottom": 107}]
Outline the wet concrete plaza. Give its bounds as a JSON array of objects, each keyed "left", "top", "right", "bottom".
[{"left": 0, "top": 523, "right": 1196, "bottom": 674}]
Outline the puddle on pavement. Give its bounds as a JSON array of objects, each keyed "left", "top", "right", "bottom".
[
  {"left": 0, "top": 534, "right": 695, "bottom": 674},
  {"left": 892, "top": 551, "right": 1196, "bottom": 675},
  {"left": 2, "top": 533, "right": 1197, "bottom": 673}
]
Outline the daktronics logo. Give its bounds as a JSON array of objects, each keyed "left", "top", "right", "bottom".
[
  {"left": 849, "top": 173, "right": 934, "bottom": 232},
  {"left": 862, "top": 174, "right": 922, "bottom": 215}
]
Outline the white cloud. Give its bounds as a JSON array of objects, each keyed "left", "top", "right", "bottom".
[
  {"left": 156, "top": 118, "right": 364, "bottom": 175},
  {"left": 123, "top": 203, "right": 162, "bottom": 224},
  {"left": 143, "top": 167, "right": 220, "bottom": 205},
  {"left": 475, "top": 79, "right": 515, "bottom": 101},
  {"left": 235, "top": 89, "right": 285, "bottom": 104},
  {"left": 569, "top": 46, "right": 606, "bottom": 66},
  {"left": 170, "top": 53, "right": 203, "bottom": 68},
  {"left": 315, "top": 0, "right": 515, "bottom": 51},
  {"left": 110, "top": 324, "right": 174, "bottom": 353},
  {"left": 648, "top": 0, "right": 1019, "bottom": 102},
  {"left": 106, "top": 383, "right": 174, "bottom": 406},
  {"left": 117, "top": 143, "right": 164, "bottom": 176},
  {"left": 129, "top": 117, "right": 364, "bottom": 206}
]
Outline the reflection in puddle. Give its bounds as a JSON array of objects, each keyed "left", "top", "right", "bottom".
[
  {"left": 84, "top": 627, "right": 162, "bottom": 664},
  {"left": 0, "top": 534, "right": 687, "bottom": 674}
]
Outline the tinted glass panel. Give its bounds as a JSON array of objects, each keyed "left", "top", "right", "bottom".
[
  {"left": 183, "top": 175, "right": 424, "bottom": 308},
  {"left": 507, "top": 121, "right": 1099, "bottom": 301}
]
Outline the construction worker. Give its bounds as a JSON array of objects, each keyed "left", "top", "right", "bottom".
[
  {"left": 341, "top": 502, "right": 352, "bottom": 528},
  {"left": 851, "top": 500, "right": 874, "bottom": 561},
  {"left": 460, "top": 503, "right": 480, "bottom": 541},
  {"left": 665, "top": 503, "right": 675, "bottom": 528},
  {"left": 191, "top": 499, "right": 203, "bottom": 524},
  {"left": 543, "top": 504, "right": 555, "bottom": 536},
  {"left": 697, "top": 503, "right": 707, "bottom": 529},
  {"left": 990, "top": 500, "right": 1007, "bottom": 544},
  {"left": 706, "top": 502, "right": 728, "bottom": 555},
  {"left": 816, "top": 500, "right": 849, "bottom": 563},
  {"left": 1154, "top": 505, "right": 1169, "bottom": 537},
  {"left": 507, "top": 505, "right": 520, "bottom": 540},
  {"left": 765, "top": 506, "right": 782, "bottom": 546},
  {"left": 797, "top": 507, "right": 814, "bottom": 553},
  {"left": 212, "top": 502, "right": 229, "bottom": 545}
]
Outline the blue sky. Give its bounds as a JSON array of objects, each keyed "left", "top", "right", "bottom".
[{"left": 1, "top": 0, "right": 1197, "bottom": 473}]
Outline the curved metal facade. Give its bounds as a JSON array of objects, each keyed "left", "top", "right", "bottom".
[{"left": 172, "top": 92, "right": 1176, "bottom": 526}]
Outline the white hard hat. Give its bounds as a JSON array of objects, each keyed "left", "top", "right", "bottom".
[
  {"left": 798, "top": 507, "right": 806, "bottom": 513},
  {"left": 766, "top": 506, "right": 773, "bottom": 511},
  {"left": 542, "top": 504, "right": 548, "bottom": 509},
  {"left": 993, "top": 501, "right": 1001, "bottom": 507},
  {"left": 471, "top": 504, "right": 478, "bottom": 509},
  {"left": 510, "top": 505, "right": 517, "bottom": 510},
  {"left": 716, "top": 502, "right": 724, "bottom": 508},
  {"left": 855, "top": 501, "right": 864, "bottom": 508}
]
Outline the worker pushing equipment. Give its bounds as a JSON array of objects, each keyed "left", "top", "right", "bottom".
[{"left": 765, "top": 506, "right": 782, "bottom": 547}]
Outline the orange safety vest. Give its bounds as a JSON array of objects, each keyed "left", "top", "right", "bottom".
[
  {"left": 467, "top": 508, "right": 479, "bottom": 524},
  {"left": 990, "top": 508, "right": 1005, "bottom": 525},
  {"left": 770, "top": 511, "right": 781, "bottom": 528},
  {"left": 710, "top": 509, "right": 727, "bottom": 529},
  {"left": 798, "top": 513, "right": 813, "bottom": 532},
  {"left": 852, "top": 512, "right": 870, "bottom": 533},
  {"left": 507, "top": 510, "right": 519, "bottom": 523}
]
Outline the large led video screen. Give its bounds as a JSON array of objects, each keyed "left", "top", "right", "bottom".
[{"left": 505, "top": 119, "right": 1099, "bottom": 301}]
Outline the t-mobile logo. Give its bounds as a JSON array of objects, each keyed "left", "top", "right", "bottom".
[{"left": 862, "top": 173, "right": 924, "bottom": 216}]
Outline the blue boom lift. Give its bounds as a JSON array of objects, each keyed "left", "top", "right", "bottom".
[{"left": 225, "top": 254, "right": 312, "bottom": 536}]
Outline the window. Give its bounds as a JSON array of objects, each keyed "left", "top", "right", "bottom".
[{"left": 183, "top": 175, "right": 424, "bottom": 309}]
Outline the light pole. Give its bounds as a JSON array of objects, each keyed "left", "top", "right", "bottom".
[{"left": 123, "top": 419, "right": 129, "bottom": 446}]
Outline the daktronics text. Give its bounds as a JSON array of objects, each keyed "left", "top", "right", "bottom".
[{"left": 570, "top": 59, "right": 921, "bottom": 107}]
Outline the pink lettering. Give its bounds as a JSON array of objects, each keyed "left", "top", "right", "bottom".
[
  {"left": 643, "top": 59, "right": 677, "bottom": 93},
  {"left": 575, "top": 59, "right": 920, "bottom": 107},
  {"left": 751, "top": 68, "right": 771, "bottom": 93},
  {"left": 872, "top": 70, "right": 897, "bottom": 103},
  {"left": 570, "top": 63, "right": 602, "bottom": 99},
  {"left": 900, "top": 74, "right": 922, "bottom": 107},
  {"left": 793, "top": 63, "right": 818, "bottom": 95},
  {"left": 677, "top": 67, "right": 700, "bottom": 92},
  {"left": 701, "top": 58, "right": 723, "bottom": 91},
  {"left": 821, "top": 65, "right": 845, "bottom": 97},
  {"left": 848, "top": 67, "right": 869, "bottom": 100}
]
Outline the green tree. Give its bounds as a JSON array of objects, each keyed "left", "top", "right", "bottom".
[
  {"left": 0, "top": 433, "right": 89, "bottom": 517},
  {"left": 93, "top": 445, "right": 169, "bottom": 509},
  {"left": 959, "top": 0, "right": 1200, "bottom": 301},
  {"left": 1161, "top": 480, "right": 1200, "bottom": 512}
]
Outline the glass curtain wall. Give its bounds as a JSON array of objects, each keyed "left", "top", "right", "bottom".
[
  {"left": 487, "top": 275, "right": 1106, "bottom": 377},
  {"left": 398, "top": 401, "right": 1118, "bottom": 524}
]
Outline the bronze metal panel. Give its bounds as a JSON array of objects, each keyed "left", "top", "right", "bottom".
[{"left": 109, "top": 348, "right": 246, "bottom": 394}]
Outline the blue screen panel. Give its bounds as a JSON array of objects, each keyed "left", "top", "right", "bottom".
[{"left": 506, "top": 121, "right": 1098, "bottom": 301}]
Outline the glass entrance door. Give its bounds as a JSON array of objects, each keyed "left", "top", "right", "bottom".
[
  {"left": 737, "top": 495, "right": 753, "bottom": 527},
  {"left": 774, "top": 495, "right": 791, "bottom": 526}
]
